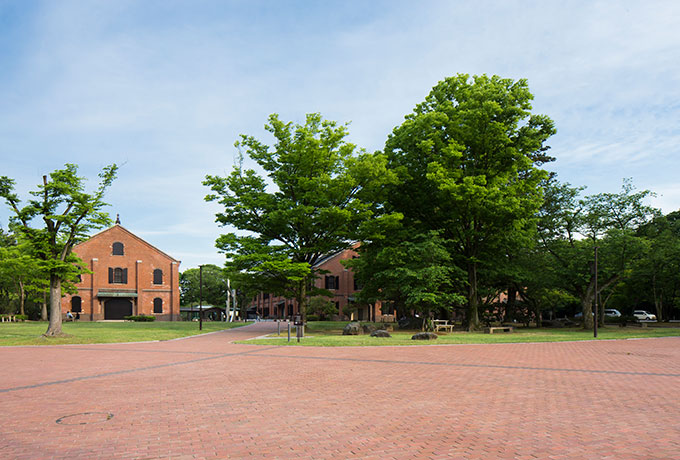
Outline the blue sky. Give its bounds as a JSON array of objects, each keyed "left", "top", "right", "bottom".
[{"left": 1, "top": 0, "right": 679, "bottom": 269}]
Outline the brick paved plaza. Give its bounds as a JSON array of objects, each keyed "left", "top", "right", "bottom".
[{"left": 1, "top": 322, "right": 679, "bottom": 459}]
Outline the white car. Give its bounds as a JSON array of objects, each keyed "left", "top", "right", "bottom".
[
  {"left": 633, "top": 310, "right": 657, "bottom": 321},
  {"left": 605, "top": 309, "right": 621, "bottom": 318}
]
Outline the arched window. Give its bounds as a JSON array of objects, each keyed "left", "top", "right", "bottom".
[
  {"left": 71, "top": 296, "right": 82, "bottom": 313},
  {"left": 108, "top": 267, "right": 128, "bottom": 284},
  {"left": 153, "top": 269, "right": 163, "bottom": 285},
  {"left": 153, "top": 298, "right": 163, "bottom": 313},
  {"left": 112, "top": 242, "right": 124, "bottom": 255}
]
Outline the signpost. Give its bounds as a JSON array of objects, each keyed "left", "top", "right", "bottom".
[{"left": 294, "top": 315, "right": 303, "bottom": 343}]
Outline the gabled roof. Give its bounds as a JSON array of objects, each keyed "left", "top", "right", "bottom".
[
  {"left": 313, "top": 249, "right": 345, "bottom": 268},
  {"left": 312, "top": 242, "right": 359, "bottom": 268},
  {"left": 77, "top": 224, "right": 180, "bottom": 263}
]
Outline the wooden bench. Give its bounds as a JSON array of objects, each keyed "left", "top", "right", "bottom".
[
  {"left": 433, "top": 319, "right": 455, "bottom": 333},
  {"left": 485, "top": 326, "right": 514, "bottom": 334}
]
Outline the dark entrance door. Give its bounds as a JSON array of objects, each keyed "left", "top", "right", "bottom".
[{"left": 105, "top": 298, "right": 132, "bottom": 319}]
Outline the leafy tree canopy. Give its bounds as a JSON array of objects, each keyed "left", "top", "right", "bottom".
[
  {"left": 537, "top": 177, "right": 657, "bottom": 328},
  {"left": 383, "top": 74, "right": 555, "bottom": 330},
  {"left": 204, "top": 113, "right": 393, "bottom": 318},
  {"left": 180, "top": 264, "right": 229, "bottom": 307},
  {"left": 0, "top": 164, "right": 117, "bottom": 336}
]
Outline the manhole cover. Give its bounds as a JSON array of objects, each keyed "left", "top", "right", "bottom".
[{"left": 56, "top": 412, "right": 114, "bottom": 425}]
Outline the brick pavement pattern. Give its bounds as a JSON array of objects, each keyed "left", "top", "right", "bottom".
[{"left": 1, "top": 322, "right": 679, "bottom": 459}]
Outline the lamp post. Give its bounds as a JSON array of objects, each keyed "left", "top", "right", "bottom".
[
  {"left": 199, "top": 265, "right": 204, "bottom": 331},
  {"left": 225, "top": 278, "right": 230, "bottom": 322},
  {"left": 593, "top": 247, "right": 599, "bottom": 338}
]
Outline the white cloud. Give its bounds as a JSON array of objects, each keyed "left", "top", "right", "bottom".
[{"left": 648, "top": 183, "right": 680, "bottom": 214}]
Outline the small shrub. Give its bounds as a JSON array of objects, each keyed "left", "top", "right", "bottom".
[
  {"left": 124, "top": 315, "right": 156, "bottom": 322},
  {"left": 607, "top": 315, "right": 636, "bottom": 326},
  {"left": 307, "top": 297, "right": 338, "bottom": 320},
  {"left": 15, "top": 314, "right": 28, "bottom": 321},
  {"left": 307, "top": 314, "right": 320, "bottom": 322},
  {"left": 616, "top": 315, "right": 638, "bottom": 327}
]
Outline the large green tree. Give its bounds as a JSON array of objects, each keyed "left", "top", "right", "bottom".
[
  {"left": 204, "top": 113, "right": 390, "bottom": 319},
  {"left": 537, "top": 178, "right": 656, "bottom": 329},
  {"left": 384, "top": 74, "right": 555, "bottom": 330},
  {"left": 0, "top": 164, "right": 117, "bottom": 336},
  {"left": 617, "top": 210, "right": 680, "bottom": 320},
  {"left": 0, "top": 227, "right": 18, "bottom": 313},
  {"left": 180, "top": 264, "right": 229, "bottom": 307},
  {"left": 0, "top": 236, "right": 47, "bottom": 316},
  {"left": 347, "top": 228, "right": 465, "bottom": 328}
]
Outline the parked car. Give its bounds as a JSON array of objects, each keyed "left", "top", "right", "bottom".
[
  {"left": 575, "top": 310, "right": 621, "bottom": 319},
  {"left": 633, "top": 310, "right": 657, "bottom": 321}
]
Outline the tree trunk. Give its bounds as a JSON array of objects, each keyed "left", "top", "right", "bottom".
[
  {"left": 581, "top": 295, "right": 594, "bottom": 329},
  {"left": 19, "top": 279, "right": 25, "bottom": 316},
  {"left": 598, "top": 292, "right": 605, "bottom": 328},
  {"left": 652, "top": 274, "right": 663, "bottom": 321},
  {"left": 297, "top": 277, "right": 308, "bottom": 335},
  {"left": 41, "top": 289, "right": 48, "bottom": 321},
  {"left": 655, "top": 293, "right": 663, "bottom": 322},
  {"left": 581, "top": 279, "right": 595, "bottom": 330},
  {"left": 467, "top": 262, "right": 480, "bottom": 331},
  {"left": 535, "top": 305, "right": 542, "bottom": 328},
  {"left": 505, "top": 284, "right": 517, "bottom": 323},
  {"left": 44, "top": 274, "right": 65, "bottom": 336}
]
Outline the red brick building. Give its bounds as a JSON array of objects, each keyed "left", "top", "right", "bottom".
[
  {"left": 61, "top": 223, "right": 181, "bottom": 321},
  {"left": 249, "top": 245, "right": 388, "bottom": 321}
]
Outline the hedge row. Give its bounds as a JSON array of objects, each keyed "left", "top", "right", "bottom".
[{"left": 124, "top": 315, "right": 156, "bottom": 322}]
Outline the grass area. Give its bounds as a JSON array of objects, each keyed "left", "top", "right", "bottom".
[
  {"left": 0, "top": 321, "right": 247, "bottom": 346},
  {"left": 240, "top": 321, "right": 680, "bottom": 346}
]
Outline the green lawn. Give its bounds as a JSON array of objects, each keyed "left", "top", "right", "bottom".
[
  {"left": 0, "top": 321, "right": 247, "bottom": 346},
  {"left": 240, "top": 321, "right": 680, "bottom": 346}
]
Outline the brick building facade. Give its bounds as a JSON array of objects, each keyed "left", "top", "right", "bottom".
[
  {"left": 249, "top": 245, "right": 388, "bottom": 321},
  {"left": 61, "top": 223, "right": 181, "bottom": 321}
]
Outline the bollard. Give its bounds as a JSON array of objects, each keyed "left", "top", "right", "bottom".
[
  {"left": 287, "top": 320, "right": 291, "bottom": 342},
  {"left": 277, "top": 320, "right": 281, "bottom": 336}
]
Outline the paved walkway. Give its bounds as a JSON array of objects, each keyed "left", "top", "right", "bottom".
[{"left": 1, "top": 322, "right": 679, "bottom": 459}]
